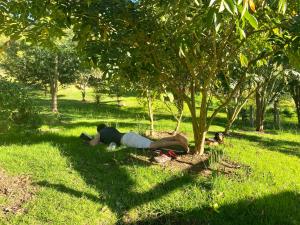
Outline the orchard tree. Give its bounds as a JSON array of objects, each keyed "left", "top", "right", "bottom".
[
  {"left": 126, "top": 0, "right": 289, "bottom": 154},
  {"left": 75, "top": 70, "right": 91, "bottom": 102},
  {"left": 2, "top": 41, "right": 79, "bottom": 112},
  {"left": 1, "top": 0, "right": 296, "bottom": 154},
  {"left": 254, "top": 63, "right": 287, "bottom": 131},
  {"left": 286, "top": 69, "right": 300, "bottom": 127}
]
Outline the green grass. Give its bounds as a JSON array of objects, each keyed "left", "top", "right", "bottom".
[{"left": 0, "top": 86, "right": 299, "bottom": 225}]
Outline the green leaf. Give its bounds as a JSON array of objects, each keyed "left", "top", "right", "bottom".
[
  {"left": 215, "top": 23, "right": 221, "bottom": 32},
  {"left": 194, "top": 0, "right": 200, "bottom": 6},
  {"left": 278, "top": 0, "right": 287, "bottom": 14},
  {"left": 239, "top": 53, "right": 248, "bottom": 67},
  {"left": 223, "top": 0, "right": 233, "bottom": 14},
  {"left": 219, "top": 0, "right": 225, "bottom": 12},
  {"left": 238, "top": 5, "right": 258, "bottom": 29},
  {"left": 179, "top": 46, "right": 186, "bottom": 58},
  {"left": 225, "top": 0, "right": 238, "bottom": 14},
  {"left": 239, "top": 27, "right": 246, "bottom": 39},
  {"left": 209, "top": 0, "right": 217, "bottom": 7}
]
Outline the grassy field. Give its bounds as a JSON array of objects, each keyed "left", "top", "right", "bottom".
[{"left": 0, "top": 86, "right": 299, "bottom": 225}]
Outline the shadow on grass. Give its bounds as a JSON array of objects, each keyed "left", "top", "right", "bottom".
[
  {"left": 0, "top": 130, "right": 212, "bottom": 220},
  {"left": 1, "top": 127, "right": 299, "bottom": 224},
  {"left": 35, "top": 98, "right": 231, "bottom": 130},
  {"left": 230, "top": 132, "right": 300, "bottom": 158},
  {"left": 124, "top": 191, "right": 300, "bottom": 225}
]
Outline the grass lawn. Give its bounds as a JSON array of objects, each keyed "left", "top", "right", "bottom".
[{"left": 0, "top": 86, "right": 299, "bottom": 225}]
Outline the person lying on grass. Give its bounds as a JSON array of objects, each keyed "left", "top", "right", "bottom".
[{"left": 81, "top": 124, "right": 189, "bottom": 153}]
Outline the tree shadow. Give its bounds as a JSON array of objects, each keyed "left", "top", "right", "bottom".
[
  {"left": 123, "top": 191, "right": 300, "bottom": 225},
  {"left": 0, "top": 130, "right": 213, "bottom": 220},
  {"left": 230, "top": 132, "right": 300, "bottom": 158}
]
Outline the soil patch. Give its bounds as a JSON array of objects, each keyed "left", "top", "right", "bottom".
[
  {"left": 0, "top": 169, "right": 36, "bottom": 216},
  {"left": 142, "top": 131, "right": 246, "bottom": 177},
  {"left": 162, "top": 153, "right": 245, "bottom": 177},
  {"left": 145, "top": 130, "right": 187, "bottom": 140}
]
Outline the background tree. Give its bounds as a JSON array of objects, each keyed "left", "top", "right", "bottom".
[
  {"left": 0, "top": 0, "right": 296, "bottom": 154},
  {"left": 2, "top": 41, "right": 79, "bottom": 112},
  {"left": 286, "top": 69, "right": 300, "bottom": 127},
  {"left": 254, "top": 63, "right": 286, "bottom": 132}
]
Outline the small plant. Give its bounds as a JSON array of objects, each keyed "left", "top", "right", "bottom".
[{"left": 208, "top": 146, "right": 225, "bottom": 166}]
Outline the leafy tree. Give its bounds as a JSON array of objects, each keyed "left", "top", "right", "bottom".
[
  {"left": 0, "top": 78, "right": 41, "bottom": 130},
  {"left": 2, "top": 41, "right": 79, "bottom": 112},
  {"left": 286, "top": 69, "right": 300, "bottom": 127},
  {"left": 254, "top": 63, "right": 287, "bottom": 131},
  {"left": 1, "top": 0, "right": 297, "bottom": 154}
]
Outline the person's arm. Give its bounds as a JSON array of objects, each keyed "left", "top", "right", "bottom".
[{"left": 89, "top": 133, "right": 101, "bottom": 146}]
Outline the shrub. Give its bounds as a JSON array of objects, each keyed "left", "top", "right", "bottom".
[
  {"left": 282, "top": 108, "right": 294, "bottom": 118},
  {"left": 0, "top": 79, "right": 41, "bottom": 131}
]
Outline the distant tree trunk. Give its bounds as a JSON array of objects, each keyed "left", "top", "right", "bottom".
[
  {"left": 241, "top": 108, "right": 247, "bottom": 128},
  {"left": 273, "top": 99, "right": 280, "bottom": 129},
  {"left": 146, "top": 90, "right": 154, "bottom": 136},
  {"left": 290, "top": 84, "right": 300, "bottom": 128},
  {"left": 255, "top": 90, "right": 265, "bottom": 132},
  {"left": 116, "top": 94, "right": 124, "bottom": 107},
  {"left": 249, "top": 105, "right": 254, "bottom": 127},
  {"left": 224, "top": 94, "right": 252, "bottom": 135},
  {"left": 81, "top": 85, "right": 86, "bottom": 102},
  {"left": 44, "top": 85, "right": 48, "bottom": 97},
  {"left": 95, "top": 95, "right": 100, "bottom": 104},
  {"left": 50, "top": 55, "right": 59, "bottom": 113},
  {"left": 224, "top": 107, "right": 235, "bottom": 135}
]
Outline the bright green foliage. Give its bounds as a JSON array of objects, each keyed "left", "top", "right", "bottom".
[
  {"left": 0, "top": 78, "right": 40, "bottom": 130},
  {"left": 2, "top": 41, "right": 79, "bottom": 87},
  {"left": 0, "top": 87, "right": 299, "bottom": 224}
]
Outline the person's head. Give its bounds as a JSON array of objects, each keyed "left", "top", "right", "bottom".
[
  {"left": 97, "top": 124, "right": 107, "bottom": 132},
  {"left": 214, "top": 132, "right": 224, "bottom": 143}
]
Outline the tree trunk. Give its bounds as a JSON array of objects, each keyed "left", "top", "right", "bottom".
[
  {"left": 241, "top": 108, "right": 247, "bottom": 128},
  {"left": 195, "top": 90, "right": 208, "bottom": 155},
  {"left": 249, "top": 105, "right": 254, "bottom": 127},
  {"left": 224, "top": 99, "right": 249, "bottom": 134},
  {"left": 81, "top": 85, "right": 86, "bottom": 102},
  {"left": 173, "top": 107, "right": 183, "bottom": 134},
  {"left": 50, "top": 55, "right": 59, "bottom": 113},
  {"left": 224, "top": 107, "right": 235, "bottom": 135},
  {"left": 146, "top": 90, "right": 154, "bottom": 136},
  {"left": 95, "top": 95, "right": 100, "bottom": 104},
  {"left": 117, "top": 95, "right": 120, "bottom": 105},
  {"left": 255, "top": 90, "right": 264, "bottom": 132},
  {"left": 44, "top": 85, "right": 48, "bottom": 97},
  {"left": 273, "top": 99, "right": 280, "bottom": 129},
  {"left": 290, "top": 85, "right": 300, "bottom": 128}
]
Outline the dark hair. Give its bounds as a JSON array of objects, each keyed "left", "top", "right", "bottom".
[
  {"left": 214, "top": 132, "right": 224, "bottom": 143},
  {"left": 97, "top": 124, "right": 107, "bottom": 132}
]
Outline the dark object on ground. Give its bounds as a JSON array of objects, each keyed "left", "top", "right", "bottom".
[
  {"left": 79, "top": 133, "right": 93, "bottom": 142},
  {"left": 156, "top": 144, "right": 188, "bottom": 155},
  {"left": 214, "top": 132, "right": 224, "bottom": 143},
  {"left": 152, "top": 145, "right": 188, "bottom": 163},
  {"left": 205, "top": 132, "right": 225, "bottom": 145}
]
